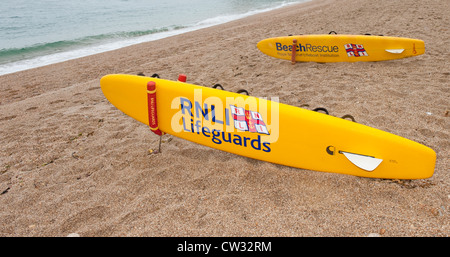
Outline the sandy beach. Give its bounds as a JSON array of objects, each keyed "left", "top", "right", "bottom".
[{"left": 0, "top": 0, "right": 448, "bottom": 237}]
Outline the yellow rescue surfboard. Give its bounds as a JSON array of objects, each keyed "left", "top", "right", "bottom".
[
  {"left": 257, "top": 34, "right": 425, "bottom": 62},
  {"left": 100, "top": 74, "right": 435, "bottom": 179}
]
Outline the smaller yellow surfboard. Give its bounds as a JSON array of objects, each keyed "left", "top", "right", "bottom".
[{"left": 257, "top": 34, "right": 425, "bottom": 62}]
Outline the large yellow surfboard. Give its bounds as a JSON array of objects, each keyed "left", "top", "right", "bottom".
[
  {"left": 100, "top": 74, "right": 435, "bottom": 179},
  {"left": 257, "top": 34, "right": 425, "bottom": 62}
]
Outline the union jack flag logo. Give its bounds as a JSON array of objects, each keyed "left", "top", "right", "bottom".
[
  {"left": 344, "top": 43, "right": 368, "bottom": 57},
  {"left": 230, "top": 105, "right": 269, "bottom": 135}
]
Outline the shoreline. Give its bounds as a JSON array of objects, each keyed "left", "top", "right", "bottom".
[
  {"left": 0, "top": 0, "right": 309, "bottom": 77},
  {"left": 0, "top": 0, "right": 448, "bottom": 237},
  {"left": 0, "top": 0, "right": 329, "bottom": 105}
]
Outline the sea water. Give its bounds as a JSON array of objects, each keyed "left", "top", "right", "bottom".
[{"left": 0, "top": 0, "right": 306, "bottom": 75}]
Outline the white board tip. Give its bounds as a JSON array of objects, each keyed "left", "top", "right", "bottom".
[
  {"left": 342, "top": 152, "right": 383, "bottom": 171},
  {"left": 385, "top": 49, "right": 405, "bottom": 54}
]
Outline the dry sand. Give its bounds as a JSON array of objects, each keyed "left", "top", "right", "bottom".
[{"left": 0, "top": 0, "right": 448, "bottom": 237}]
